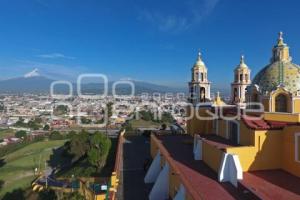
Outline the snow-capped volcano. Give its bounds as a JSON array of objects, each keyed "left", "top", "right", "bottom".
[{"left": 24, "top": 68, "right": 40, "bottom": 78}]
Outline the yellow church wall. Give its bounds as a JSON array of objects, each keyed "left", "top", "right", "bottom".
[
  {"left": 205, "top": 120, "right": 214, "bottom": 134},
  {"left": 150, "top": 134, "right": 158, "bottom": 158},
  {"left": 239, "top": 121, "right": 255, "bottom": 146},
  {"left": 293, "top": 99, "right": 300, "bottom": 113},
  {"left": 186, "top": 106, "right": 193, "bottom": 135},
  {"left": 226, "top": 146, "right": 257, "bottom": 171},
  {"left": 226, "top": 128, "right": 282, "bottom": 171},
  {"left": 218, "top": 120, "right": 227, "bottom": 139},
  {"left": 262, "top": 98, "right": 270, "bottom": 112},
  {"left": 168, "top": 168, "right": 181, "bottom": 199},
  {"left": 202, "top": 141, "right": 224, "bottom": 172},
  {"left": 264, "top": 112, "right": 300, "bottom": 123},
  {"left": 187, "top": 107, "right": 216, "bottom": 136},
  {"left": 251, "top": 130, "right": 283, "bottom": 170},
  {"left": 282, "top": 126, "right": 300, "bottom": 177}
]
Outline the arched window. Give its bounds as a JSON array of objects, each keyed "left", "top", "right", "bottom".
[
  {"left": 200, "top": 87, "right": 206, "bottom": 102},
  {"left": 275, "top": 94, "right": 288, "bottom": 112},
  {"left": 228, "top": 121, "right": 239, "bottom": 145},
  {"left": 250, "top": 93, "right": 259, "bottom": 109},
  {"left": 245, "top": 74, "right": 249, "bottom": 82},
  {"left": 233, "top": 88, "right": 238, "bottom": 102}
]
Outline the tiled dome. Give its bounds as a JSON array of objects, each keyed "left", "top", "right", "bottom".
[
  {"left": 251, "top": 32, "right": 300, "bottom": 94},
  {"left": 252, "top": 61, "right": 300, "bottom": 94}
]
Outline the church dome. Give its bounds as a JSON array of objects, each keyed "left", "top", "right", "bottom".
[
  {"left": 193, "top": 52, "right": 206, "bottom": 69},
  {"left": 251, "top": 32, "right": 300, "bottom": 94},
  {"left": 235, "top": 55, "right": 249, "bottom": 70}
]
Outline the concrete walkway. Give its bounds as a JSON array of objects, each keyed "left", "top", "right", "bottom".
[{"left": 117, "top": 135, "right": 152, "bottom": 200}]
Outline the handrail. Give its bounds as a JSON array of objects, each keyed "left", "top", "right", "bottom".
[{"left": 151, "top": 134, "right": 204, "bottom": 200}]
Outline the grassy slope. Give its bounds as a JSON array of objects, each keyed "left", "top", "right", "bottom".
[
  {"left": 0, "top": 140, "right": 66, "bottom": 197},
  {"left": 130, "top": 119, "right": 161, "bottom": 128}
]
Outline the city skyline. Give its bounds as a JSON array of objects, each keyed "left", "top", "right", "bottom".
[{"left": 0, "top": 0, "right": 300, "bottom": 88}]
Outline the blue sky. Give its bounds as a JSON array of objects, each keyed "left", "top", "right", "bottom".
[{"left": 0, "top": 0, "right": 300, "bottom": 88}]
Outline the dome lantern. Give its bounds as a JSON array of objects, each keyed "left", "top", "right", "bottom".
[
  {"left": 271, "top": 32, "right": 291, "bottom": 63},
  {"left": 194, "top": 51, "right": 206, "bottom": 68}
]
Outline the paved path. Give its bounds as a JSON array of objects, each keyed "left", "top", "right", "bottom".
[{"left": 117, "top": 135, "right": 152, "bottom": 200}]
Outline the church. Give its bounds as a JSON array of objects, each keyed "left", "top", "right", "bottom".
[{"left": 145, "top": 33, "right": 300, "bottom": 200}]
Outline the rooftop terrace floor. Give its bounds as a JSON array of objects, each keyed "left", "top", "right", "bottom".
[
  {"left": 240, "top": 170, "right": 300, "bottom": 200},
  {"left": 156, "top": 134, "right": 300, "bottom": 200},
  {"left": 156, "top": 134, "right": 245, "bottom": 200}
]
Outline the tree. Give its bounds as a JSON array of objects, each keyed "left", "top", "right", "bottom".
[
  {"left": 68, "top": 132, "right": 90, "bottom": 161},
  {"left": 49, "top": 131, "right": 63, "bottom": 140},
  {"left": 106, "top": 102, "right": 114, "bottom": 135},
  {"left": 62, "top": 192, "right": 84, "bottom": 200},
  {"left": 139, "top": 110, "right": 152, "bottom": 121},
  {"left": 87, "top": 133, "right": 111, "bottom": 171},
  {"left": 28, "top": 120, "right": 41, "bottom": 130},
  {"left": 2, "top": 189, "right": 26, "bottom": 200},
  {"left": 15, "top": 130, "right": 27, "bottom": 138},
  {"left": 161, "top": 123, "right": 167, "bottom": 130},
  {"left": 107, "top": 102, "right": 113, "bottom": 120},
  {"left": 34, "top": 117, "right": 43, "bottom": 124},
  {"left": 161, "top": 112, "right": 174, "bottom": 123},
  {"left": 68, "top": 130, "right": 77, "bottom": 136},
  {"left": 43, "top": 124, "right": 50, "bottom": 131},
  {"left": 0, "top": 179, "right": 4, "bottom": 191},
  {"left": 123, "top": 122, "right": 133, "bottom": 131},
  {"left": 81, "top": 117, "right": 92, "bottom": 124},
  {"left": 38, "top": 189, "right": 57, "bottom": 200},
  {"left": 54, "top": 105, "right": 69, "bottom": 116},
  {"left": 15, "top": 118, "right": 26, "bottom": 127}
]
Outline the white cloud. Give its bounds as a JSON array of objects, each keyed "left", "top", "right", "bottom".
[
  {"left": 37, "top": 53, "right": 75, "bottom": 59},
  {"left": 137, "top": 0, "right": 221, "bottom": 33}
]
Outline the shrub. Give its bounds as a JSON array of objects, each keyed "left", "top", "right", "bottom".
[{"left": 15, "top": 130, "right": 27, "bottom": 138}]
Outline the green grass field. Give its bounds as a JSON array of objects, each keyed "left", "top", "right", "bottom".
[
  {"left": 0, "top": 140, "right": 66, "bottom": 197},
  {"left": 130, "top": 119, "right": 162, "bottom": 128},
  {"left": 0, "top": 129, "right": 16, "bottom": 140}
]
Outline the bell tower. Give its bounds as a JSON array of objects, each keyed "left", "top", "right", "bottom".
[
  {"left": 188, "top": 51, "right": 211, "bottom": 104},
  {"left": 231, "top": 55, "right": 251, "bottom": 104}
]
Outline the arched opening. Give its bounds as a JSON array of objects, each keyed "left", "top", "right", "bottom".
[
  {"left": 233, "top": 88, "right": 238, "bottom": 102},
  {"left": 200, "top": 87, "right": 206, "bottom": 102},
  {"left": 245, "top": 74, "right": 249, "bottom": 82},
  {"left": 228, "top": 121, "right": 239, "bottom": 145},
  {"left": 275, "top": 94, "right": 288, "bottom": 112},
  {"left": 250, "top": 93, "right": 259, "bottom": 109}
]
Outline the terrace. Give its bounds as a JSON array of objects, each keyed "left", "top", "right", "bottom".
[
  {"left": 152, "top": 133, "right": 300, "bottom": 200},
  {"left": 152, "top": 134, "right": 245, "bottom": 199}
]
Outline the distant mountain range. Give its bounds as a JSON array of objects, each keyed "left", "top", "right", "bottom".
[
  {"left": 0, "top": 69, "right": 230, "bottom": 96},
  {"left": 0, "top": 75, "right": 187, "bottom": 95}
]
